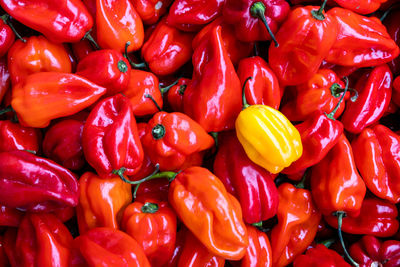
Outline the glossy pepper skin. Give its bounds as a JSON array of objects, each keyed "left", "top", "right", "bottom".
[
  {"left": 311, "top": 134, "right": 366, "bottom": 217},
  {"left": 222, "top": 0, "right": 290, "bottom": 42},
  {"left": 96, "top": 0, "right": 144, "bottom": 52},
  {"left": 383, "top": 7, "right": 400, "bottom": 76},
  {"left": 76, "top": 172, "right": 131, "bottom": 234},
  {"left": 0, "top": 150, "right": 79, "bottom": 212},
  {"left": 8, "top": 36, "right": 72, "bottom": 86},
  {"left": 236, "top": 104, "right": 302, "bottom": 174},
  {"left": 349, "top": 235, "right": 400, "bottom": 267},
  {"left": 142, "top": 111, "right": 214, "bottom": 171},
  {"left": 0, "top": 18, "right": 14, "bottom": 57},
  {"left": 326, "top": 8, "right": 399, "bottom": 67},
  {"left": 82, "top": 94, "right": 144, "bottom": 177},
  {"left": 169, "top": 166, "right": 249, "bottom": 260},
  {"left": 268, "top": 4, "right": 338, "bottom": 86},
  {"left": 70, "top": 227, "right": 151, "bottom": 267},
  {"left": 281, "top": 69, "right": 349, "bottom": 122},
  {"left": 71, "top": 39, "right": 93, "bottom": 62},
  {"left": 166, "top": 0, "right": 224, "bottom": 32},
  {"left": 341, "top": 64, "right": 392, "bottom": 134},
  {"left": 237, "top": 56, "right": 281, "bottom": 109},
  {"left": 141, "top": 19, "right": 194, "bottom": 76},
  {"left": 4, "top": 213, "right": 73, "bottom": 267},
  {"left": 183, "top": 25, "right": 242, "bottom": 132},
  {"left": 332, "top": 0, "right": 387, "bottom": 14},
  {"left": 0, "top": 57, "right": 10, "bottom": 104},
  {"left": 131, "top": 0, "right": 172, "bottom": 25},
  {"left": 0, "top": 120, "right": 41, "bottom": 154},
  {"left": 0, "top": 205, "right": 23, "bottom": 227},
  {"left": 0, "top": 0, "right": 93, "bottom": 43},
  {"left": 324, "top": 197, "right": 399, "bottom": 237},
  {"left": 393, "top": 76, "right": 400, "bottom": 107},
  {"left": 11, "top": 72, "right": 106, "bottom": 128},
  {"left": 121, "top": 201, "right": 177, "bottom": 266},
  {"left": 352, "top": 125, "right": 400, "bottom": 203},
  {"left": 293, "top": 244, "right": 351, "bottom": 267},
  {"left": 166, "top": 78, "right": 190, "bottom": 112},
  {"left": 213, "top": 131, "right": 279, "bottom": 224},
  {"left": 270, "top": 183, "right": 321, "bottom": 267},
  {"left": 76, "top": 49, "right": 131, "bottom": 97}
]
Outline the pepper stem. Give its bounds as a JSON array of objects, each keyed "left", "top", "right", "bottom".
[
  {"left": 1, "top": 14, "right": 26, "bottom": 42},
  {"left": 335, "top": 211, "right": 359, "bottom": 267},
  {"left": 145, "top": 94, "right": 162, "bottom": 111},
  {"left": 295, "top": 171, "right": 307, "bottom": 189},
  {"left": 319, "top": 238, "right": 335, "bottom": 248},
  {"left": 152, "top": 124, "right": 166, "bottom": 140},
  {"left": 330, "top": 82, "right": 358, "bottom": 102},
  {"left": 325, "top": 77, "right": 349, "bottom": 120},
  {"left": 311, "top": 0, "right": 328, "bottom": 21},
  {"left": 179, "top": 84, "right": 187, "bottom": 95},
  {"left": 242, "top": 76, "right": 253, "bottom": 110},
  {"left": 0, "top": 106, "right": 13, "bottom": 116},
  {"left": 252, "top": 221, "right": 263, "bottom": 227},
  {"left": 117, "top": 60, "right": 129, "bottom": 73},
  {"left": 210, "top": 132, "right": 218, "bottom": 148},
  {"left": 141, "top": 202, "right": 159, "bottom": 213},
  {"left": 250, "top": 2, "right": 279, "bottom": 47},
  {"left": 159, "top": 78, "right": 180, "bottom": 95},
  {"left": 124, "top": 42, "right": 147, "bottom": 69},
  {"left": 83, "top": 30, "right": 100, "bottom": 50}
]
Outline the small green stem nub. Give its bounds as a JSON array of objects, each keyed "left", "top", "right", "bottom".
[
  {"left": 145, "top": 94, "right": 162, "bottom": 111},
  {"left": 250, "top": 2, "right": 279, "bottom": 47},
  {"left": 325, "top": 77, "right": 349, "bottom": 120},
  {"left": 335, "top": 211, "right": 359, "bottom": 267},
  {"left": 160, "top": 78, "right": 180, "bottom": 95},
  {"left": 141, "top": 202, "right": 159, "bottom": 213},
  {"left": 0, "top": 106, "right": 13, "bottom": 116},
  {"left": 210, "top": 132, "right": 218, "bottom": 148},
  {"left": 117, "top": 60, "right": 128, "bottom": 73},
  {"left": 124, "top": 42, "right": 147, "bottom": 69},
  {"left": 311, "top": 0, "right": 328, "bottom": 21},
  {"left": 242, "top": 76, "right": 253, "bottom": 109},
  {"left": 1, "top": 14, "right": 26, "bottom": 42},
  {"left": 252, "top": 221, "right": 263, "bottom": 227},
  {"left": 83, "top": 30, "right": 100, "bottom": 50},
  {"left": 152, "top": 124, "right": 166, "bottom": 140},
  {"left": 319, "top": 238, "right": 335, "bottom": 248},
  {"left": 179, "top": 84, "right": 187, "bottom": 95},
  {"left": 295, "top": 171, "right": 307, "bottom": 189}
]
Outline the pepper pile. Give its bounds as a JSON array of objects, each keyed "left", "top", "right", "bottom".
[{"left": 0, "top": 0, "right": 399, "bottom": 266}]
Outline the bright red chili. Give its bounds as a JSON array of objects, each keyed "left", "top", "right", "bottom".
[
  {"left": 0, "top": 205, "right": 23, "bottom": 227},
  {"left": 332, "top": 0, "right": 387, "bottom": 15},
  {"left": 0, "top": 16, "right": 14, "bottom": 57},
  {"left": 0, "top": 57, "right": 9, "bottom": 104},
  {"left": 0, "top": 120, "right": 41, "bottom": 154},
  {"left": 166, "top": 78, "right": 190, "bottom": 113},
  {"left": 131, "top": 0, "right": 172, "bottom": 25},
  {"left": 293, "top": 244, "right": 351, "bottom": 267}
]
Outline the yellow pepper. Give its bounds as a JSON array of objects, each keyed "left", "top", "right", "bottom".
[{"left": 235, "top": 78, "right": 302, "bottom": 174}]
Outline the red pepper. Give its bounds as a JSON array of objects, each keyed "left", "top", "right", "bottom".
[
  {"left": 164, "top": 228, "right": 185, "bottom": 267},
  {"left": 394, "top": 76, "right": 400, "bottom": 107},
  {"left": 213, "top": 131, "right": 278, "bottom": 224},
  {"left": 222, "top": 0, "right": 290, "bottom": 43},
  {"left": 332, "top": 0, "right": 388, "bottom": 15},
  {"left": 141, "top": 18, "right": 194, "bottom": 76},
  {"left": 82, "top": 94, "right": 144, "bottom": 177},
  {"left": 0, "top": 120, "right": 41, "bottom": 154},
  {"left": 324, "top": 197, "right": 399, "bottom": 237},
  {"left": 0, "top": 235, "right": 9, "bottom": 267},
  {"left": 70, "top": 227, "right": 151, "bottom": 267},
  {"left": 352, "top": 124, "right": 400, "bottom": 203},
  {"left": 268, "top": 2, "right": 338, "bottom": 85},
  {"left": 8, "top": 36, "right": 72, "bottom": 86},
  {"left": 166, "top": 78, "right": 190, "bottom": 112},
  {"left": 270, "top": 183, "right": 321, "bottom": 267},
  {"left": 166, "top": 0, "right": 224, "bottom": 32},
  {"left": 0, "top": 205, "right": 22, "bottom": 227},
  {"left": 0, "top": 57, "right": 10, "bottom": 104},
  {"left": 293, "top": 244, "right": 351, "bottom": 267},
  {"left": 237, "top": 56, "right": 281, "bottom": 109},
  {"left": 4, "top": 213, "right": 73, "bottom": 267},
  {"left": 0, "top": 0, "right": 93, "bottom": 43},
  {"left": 183, "top": 25, "right": 242, "bottom": 132},
  {"left": 121, "top": 201, "right": 177, "bottom": 266},
  {"left": 0, "top": 16, "right": 14, "bottom": 57},
  {"left": 383, "top": 7, "right": 400, "bottom": 76},
  {"left": 131, "top": 0, "right": 172, "bottom": 25},
  {"left": 341, "top": 64, "right": 392, "bottom": 134},
  {"left": 349, "top": 235, "right": 400, "bottom": 267},
  {"left": 71, "top": 39, "right": 93, "bottom": 62},
  {"left": 0, "top": 150, "right": 79, "bottom": 212},
  {"left": 76, "top": 49, "right": 131, "bottom": 97},
  {"left": 325, "top": 8, "right": 400, "bottom": 67},
  {"left": 135, "top": 179, "right": 169, "bottom": 203},
  {"left": 142, "top": 111, "right": 214, "bottom": 171}
]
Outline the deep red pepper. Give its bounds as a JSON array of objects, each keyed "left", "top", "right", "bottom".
[
  {"left": 0, "top": 120, "right": 41, "bottom": 154},
  {"left": 0, "top": 16, "right": 14, "bottom": 57},
  {"left": 82, "top": 94, "right": 144, "bottom": 177},
  {"left": 164, "top": 228, "right": 185, "bottom": 267},
  {"left": 71, "top": 39, "right": 93, "bottom": 62},
  {"left": 0, "top": 235, "right": 9, "bottom": 267},
  {"left": 349, "top": 235, "right": 400, "bottom": 267},
  {"left": 0, "top": 57, "right": 10, "bottom": 104},
  {"left": 213, "top": 131, "right": 278, "bottom": 224},
  {"left": 383, "top": 7, "right": 400, "bottom": 76},
  {"left": 393, "top": 76, "right": 400, "bottom": 107},
  {"left": 0, "top": 205, "right": 22, "bottom": 227},
  {"left": 166, "top": 78, "right": 190, "bottom": 112},
  {"left": 76, "top": 49, "right": 131, "bottom": 97},
  {"left": 293, "top": 244, "right": 351, "bottom": 267},
  {"left": 0, "top": 150, "right": 79, "bottom": 212},
  {"left": 341, "top": 64, "right": 392, "bottom": 134},
  {"left": 0, "top": 0, "right": 93, "bottom": 43},
  {"left": 131, "top": 0, "right": 172, "bottom": 25},
  {"left": 332, "top": 0, "right": 387, "bottom": 15}
]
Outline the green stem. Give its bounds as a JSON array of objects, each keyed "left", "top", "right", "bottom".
[
  {"left": 124, "top": 42, "right": 147, "bottom": 68},
  {"left": 319, "top": 238, "right": 335, "bottom": 248},
  {"left": 1, "top": 14, "right": 26, "bottom": 42},
  {"left": 152, "top": 124, "right": 166, "bottom": 140},
  {"left": 336, "top": 211, "right": 359, "bottom": 267},
  {"left": 330, "top": 83, "right": 358, "bottom": 102},
  {"left": 0, "top": 106, "right": 13, "bottom": 116},
  {"left": 242, "top": 76, "right": 253, "bottom": 109},
  {"left": 179, "top": 84, "right": 187, "bottom": 95},
  {"left": 295, "top": 171, "right": 307, "bottom": 189},
  {"left": 141, "top": 202, "right": 159, "bottom": 213},
  {"left": 145, "top": 94, "right": 162, "bottom": 111},
  {"left": 250, "top": 2, "right": 279, "bottom": 47},
  {"left": 325, "top": 77, "right": 349, "bottom": 120},
  {"left": 380, "top": 4, "right": 400, "bottom": 21},
  {"left": 311, "top": 0, "right": 328, "bottom": 21},
  {"left": 83, "top": 30, "right": 99, "bottom": 50},
  {"left": 210, "top": 132, "right": 218, "bottom": 148},
  {"left": 159, "top": 78, "right": 180, "bottom": 95},
  {"left": 252, "top": 221, "right": 263, "bottom": 227},
  {"left": 117, "top": 60, "right": 129, "bottom": 73}
]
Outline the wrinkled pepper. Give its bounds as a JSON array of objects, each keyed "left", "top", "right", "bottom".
[
  {"left": 213, "top": 131, "right": 279, "bottom": 224},
  {"left": 0, "top": 120, "right": 41, "bottom": 154},
  {"left": 82, "top": 94, "right": 144, "bottom": 177},
  {"left": 293, "top": 244, "right": 351, "bottom": 267},
  {"left": 131, "top": 0, "right": 172, "bottom": 25}
]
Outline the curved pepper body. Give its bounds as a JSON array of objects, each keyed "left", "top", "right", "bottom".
[
  {"left": 0, "top": 150, "right": 79, "bottom": 212},
  {"left": 76, "top": 172, "right": 132, "bottom": 234},
  {"left": 269, "top": 6, "right": 338, "bottom": 85},
  {"left": 131, "top": 0, "right": 172, "bottom": 25},
  {"left": 0, "top": 19, "right": 14, "bottom": 57},
  {"left": 166, "top": 78, "right": 190, "bottom": 113},
  {"left": 0, "top": 120, "right": 41, "bottom": 154},
  {"left": 235, "top": 105, "right": 302, "bottom": 174},
  {"left": 0, "top": 57, "right": 10, "bottom": 104},
  {"left": 169, "top": 166, "right": 248, "bottom": 260},
  {"left": 341, "top": 64, "right": 392, "bottom": 134},
  {"left": 0, "top": 205, "right": 23, "bottom": 227},
  {"left": 293, "top": 244, "right": 351, "bottom": 267},
  {"left": 11, "top": 72, "right": 106, "bottom": 128},
  {"left": 333, "top": 0, "right": 387, "bottom": 15},
  {"left": 0, "top": 0, "right": 93, "bottom": 43},
  {"left": 238, "top": 225, "right": 272, "bottom": 267},
  {"left": 82, "top": 94, "right": 144, "bottom": 176}
]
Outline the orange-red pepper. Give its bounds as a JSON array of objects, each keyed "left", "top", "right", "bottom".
[
  {"left": 332, "top": 0, "right": 388, "bottom": 15},
  {"left": 237, "top": 225, "right": 272, "bottom": 267}
]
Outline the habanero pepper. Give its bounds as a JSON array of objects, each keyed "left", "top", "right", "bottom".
[
  {"left": 213, "top": 131, "right": 279, "bottom": 224},
  {"left": 166, "top": 78, "right": 190, "bottom": 112},
  {"left": 293, "top": 244, "right": 351, "bottom": 267},
  {"left": 0, "top": 15, "right": 14, "bottom": 57},
  {"left": 352, "top": 124, "right": 400, "bottom": 203},
  {"left": 0, "top": 57, "right": 9, "bottom": 104},
  {"left": 82, "top": 94, "right": 144, "bottom": 177},
  {"left": 341, "top": 64, "right": 392, "bottom": 134},
  {"left": 0, "top": 150, "right": 79, "bottom": 212},
  {"left": 0, "top": 205, "right": 22, "bottom": 227},
  {"left": 393, "top": 76, "right": 400, "bottom": 107},
  {"left": 0, "top": 0, "right": 93, "bottom": 43},
  {"left": 268, "top": 0, "right": 338, "bottom": 86},
  {"left": 270, "top": 183, "right": 321, "bottom": 267},
  {"left": 0, "top": 120, "right": 41, "bottom": 154},
  {"left": 71, "top": 39, "right": 93, "bottom": 62},
  {"left": 8, "top": 36, "right": 72, "bottom": 86},
  {"left": 131, "top": 0, "right": 172, "bottom": 25},
  {"left": 183, "top": 25, "right": 242, "bottom": 132},
  {"left": 76, "top": 172, "right": 132, "bottom": 234},
  {"left": 121, "top": 200, "right": 177, "bottom": 266},
  {"left": 349, "top": 235, "right": 400, "bottom": 267},
  {"left": 11, "top": 72, "right": 106, "bottom": 128},
  {"left": 332, "top": 0, "right": 387, "bottom": 15}
]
